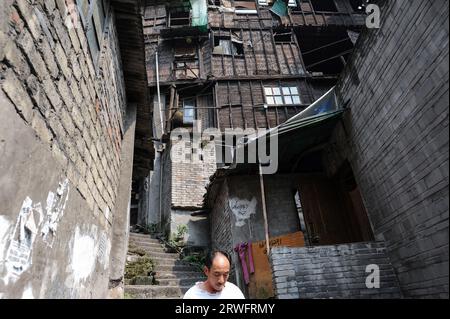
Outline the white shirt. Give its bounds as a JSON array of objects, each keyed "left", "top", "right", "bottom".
[{"left": 183, "top": 281, "right": 245, "bottom": 299}]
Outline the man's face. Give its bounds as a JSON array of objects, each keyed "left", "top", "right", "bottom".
[{"left": 204, "top": 254, "right": 230, "bottom": 292}]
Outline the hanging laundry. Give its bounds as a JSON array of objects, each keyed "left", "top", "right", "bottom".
[{"left": 234, "top": 242, "right": 255, "bottom": 285}]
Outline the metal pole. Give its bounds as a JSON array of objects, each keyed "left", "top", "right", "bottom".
[
  {"left": 259, "top": 163, "right": 270, "bottom": 255},
  {"left": 155, "top": 51, "right": 164, "bottom": 136}
]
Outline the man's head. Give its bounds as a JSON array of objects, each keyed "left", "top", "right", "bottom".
[{"left": 203, "top": 250, "right": 231, "bottom": 293}]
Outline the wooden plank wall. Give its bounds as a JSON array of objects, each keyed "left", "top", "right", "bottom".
[
  {"left": 215, "top": 79, "right": 317, "bottom": 130},
  {"left": 211, "top": 29, "right": 305, "bottom": 77},
  {"left": 207, "top": 2, "right": 366, "bottom": 29}
]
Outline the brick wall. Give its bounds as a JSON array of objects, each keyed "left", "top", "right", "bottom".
[
  {"left": 0, "top": 0, "right": 128, "bottom": 298},
  {"left": 210, "top": 180, "right": 232, "bottom": 254},
  {"left": 170, "top": 140, "right": 217, "bottom": 209},
  {"left": 335, "top": 0, "right": 449, "bottom": 298},
  {"left": 209, "top": 180, "right": 237, "bottom": 284},
  {"left": 270, "top": 242, "right": 402, "bottom": 299}
]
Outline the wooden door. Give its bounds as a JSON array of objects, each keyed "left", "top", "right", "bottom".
[{"left": 297, "top": 174, "right": 354, "bottom": 245}]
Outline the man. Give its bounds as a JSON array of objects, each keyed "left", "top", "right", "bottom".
[{"left": 183, "top": 250, "right": 245, "bottom": 299}]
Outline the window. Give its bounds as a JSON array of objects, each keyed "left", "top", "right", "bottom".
[
  {"left": 264, "top": 86, "right": 301, "bottom": 105},
  {"left": 183, "top": 98, "right": 196, "bottom": 124},
  {"left": 173, "top": 44, "right": 199, "bottom": 79},
  {"left": 76, "top": 0, "right": 109, "bottom": 66},
  {"left": 213, "top": 36, "right": 244, "bottom": 56},
  {"left": 258, "top": 0, "right": 297, "bottom": 7},
  {"left": 234, "top": 1, "right": 257, "bottom": 14},
  {"left": 169, "top": 10, "right": 191, "bottom": 27},
  {"left": 274, "top": 31, "right": 293, "bottom": 43},
  {"left": 310, "top": 0, "right": 338, "bottom": 12}
]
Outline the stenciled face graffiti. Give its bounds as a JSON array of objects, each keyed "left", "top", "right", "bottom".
[{"left": 229, "top": 197, "right": 258, "bottom": 227}]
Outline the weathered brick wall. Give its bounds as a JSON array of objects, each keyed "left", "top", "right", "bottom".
[
  {"left": 335, "top": 0, "right": 449, "bottom": 298},
  {"left": 271, "top": 242, "right": 402, "bottom": 299},
  {"left": 0, "top": 0, "right": 127, "bottom": 298},
  {"left": 170, "top": 140, "right": 217, "bottom": 209},
  {"left": 210, "top": 181, "right": 232, "bottom": 254},
  {"left": 209, "top": 180, "right": 237, "bottom": 284}
]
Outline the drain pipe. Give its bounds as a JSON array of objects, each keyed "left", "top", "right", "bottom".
[
  {"left": 156, "top": 51, "right": 165, "bottom": 232},
  {"left": 155, "top": 51, "right": 164, "bottom": 136}
]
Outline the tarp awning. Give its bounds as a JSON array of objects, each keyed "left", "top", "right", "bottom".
[{"left": 231, "top": 87, "right": 346, "bottom": 173}]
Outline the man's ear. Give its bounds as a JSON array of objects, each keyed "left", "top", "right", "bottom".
[{"left": 203, "top": 266, "right": 209, "bottom": 276}]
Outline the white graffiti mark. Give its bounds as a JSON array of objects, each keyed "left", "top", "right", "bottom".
[
  {"left": 0, "top": 216, "right": 12, "bottom": 262},
  {"left": 65, "top": 225, "right": 111, "bottom": 293},
  {"left": 3, "top": 198, "right": 43, "bottom": 284},
  {"left": 70, "top": 226, "right": 97, "bottom": 285},
  {"left": 97, "top": 232, "right": 110, "bottom": 269},
  {"left": 1, "top": 179, "right": 70, "bottom": 285},
  {"left": 22, "top": 284, "right": 34, "bottom": 299},
  {"left": 229, "top": 197, "right": 257, "bottom": 227},
  {"left": 41, "top": 179, "right": 70, "bottom": 247}
]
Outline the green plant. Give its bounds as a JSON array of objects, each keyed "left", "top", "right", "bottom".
[
  {"left": 128, "top": 244, "right": 147, "bottom": 256},
  {"left": 176, "top": 224, "right": 188, "bottom": 238},
  {"left": 124, "top": 256, "right": 154, "bottom": 280},
  {"left": 134, "top": 223, "right": 159, "bottom": 234},
  {"left": 182, "top": 252, "right": 206, "bottom": 272}
]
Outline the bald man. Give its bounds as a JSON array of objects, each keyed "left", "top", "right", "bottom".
[{"left": 183, "top": 250, "right": 245, "bottom": 299}]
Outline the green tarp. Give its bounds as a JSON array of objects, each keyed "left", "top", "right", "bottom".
[
  {"left": 190, "top": 0, "right": 208, "bottom": 31},
  {"left": 270, "top": 0, "right": 288, "bottom": 17}
]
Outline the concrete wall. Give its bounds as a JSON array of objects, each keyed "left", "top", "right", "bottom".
[
  {"left": 170, "top": 210, "right": 210, "bottom": 248},
  {"left": 335, "top": 0, "right": 449, "bottom": 298},
  {"left": 226, "top": 174, "right": 301, "bottom": 245},
  {"left": 271, "top": 242, "right": 402, "bottom": 299},
  {"left": 0, "top": 0, "right": 128, "bottom": 298}
]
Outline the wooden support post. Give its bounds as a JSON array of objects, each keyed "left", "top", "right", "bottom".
[
  {"left": 249, "top": 80, "right": 258, "bottom": 129},
  {"left": 240, "top": 28, "right": 249, "bottom": 76},
  {"left": 270, "top": 28, "right": 282, "bottom": 74},
  {"left": 214, "top": 82, "right": 220, "bottom": 129},
  {"left": 259, "top": 163, "right": 270, "bottom": 255}
]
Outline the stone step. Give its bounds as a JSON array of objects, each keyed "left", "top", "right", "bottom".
[
  {"left": 129, "top": 237, "right": 161, "bottom": 245},
  {"left": 125, "top": 285, "right": 190, "bottom": 299},
  {"left": 145, "top": 251, "right": 180, "bottom": 260},
  {"left": 129, "top": 234, "right": 160, "bottom": 242},
  {"left": 155, "top": 270, "right": 205, "bottom": 279},
  {"left": 156, "top": 278, "right": 204, "bottom": 287},
  {"left": 154, "top": 264, "right": 200, "bottom": 272},
  {"left": 129, "top": 242, "right": 166, "bottom": 251},
  {"left": 129, "top": 232, "right": 155, "bottom": 239},
  {"left": 151, "top": 258, "right": 192, "bottom": 266}
]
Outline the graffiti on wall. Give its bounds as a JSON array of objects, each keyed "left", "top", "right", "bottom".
[
  {"left": 0, "top": 179, "right": 70, "bottom": 286},
  {"left": 229, "top": 197, "right": 257, "bottom": 227}
]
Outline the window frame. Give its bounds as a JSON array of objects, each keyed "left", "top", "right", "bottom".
[
  {"left": 213, "top": 35, "right": 244, "bottom": 56},
  {"left": 264, "top": 85, "right": 301, "bottom": 106},
  {"left": 182, "top": 98, "right": 196, "bottom": 124},
  {"left": 258, "top": 0, "right": 297, "bottom": 7},
  {"left": 76, "top": 0, "right": 110, "bottom": 69}
]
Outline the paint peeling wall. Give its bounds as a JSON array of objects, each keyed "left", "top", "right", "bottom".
[{"left": 0, "top": 0, "right": 129, "bottom": 298}]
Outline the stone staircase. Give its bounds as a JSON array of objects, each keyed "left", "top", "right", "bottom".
[{"left": 125, "top": 232, "right": 205, "bottom": 299}]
